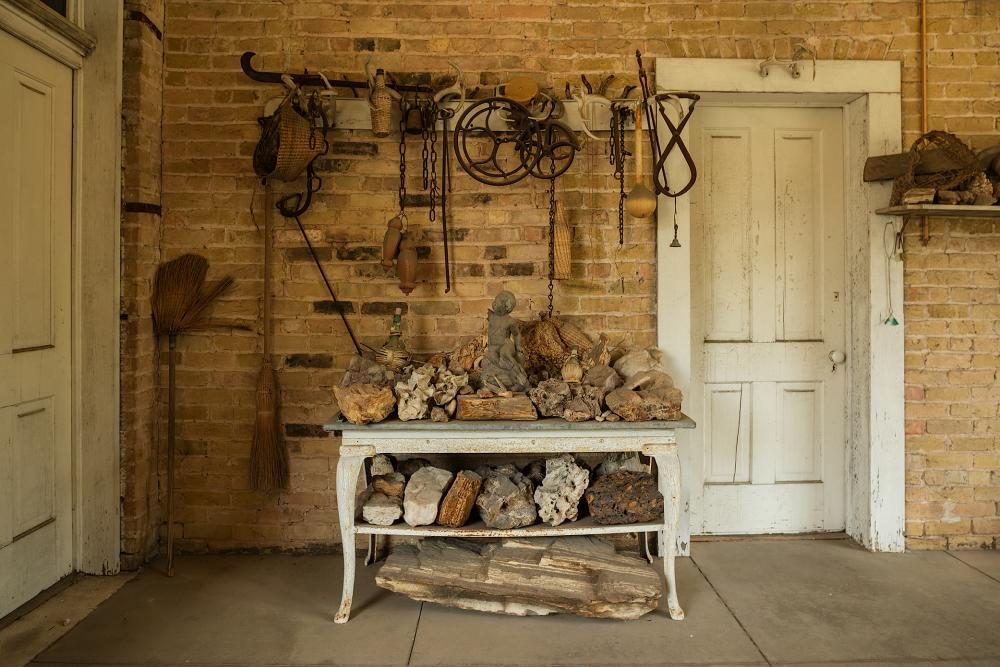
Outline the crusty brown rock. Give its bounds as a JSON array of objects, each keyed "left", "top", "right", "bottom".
[
  {"left": 436, "top": 470, "right": 483, "bottom": 528},
  {"left": 585, "top": 471, "right": 663, "bottom": 525}
]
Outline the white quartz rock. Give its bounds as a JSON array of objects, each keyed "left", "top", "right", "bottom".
[
  {"left": 534, "top": 454, "right": 590, "bottom": 526},
  {"left": 403, "top": 466, "right": 454, "bottom": 526},
  {"left": 612, "top": 347, "right": 667, "bottom": 380},
  {"left": 362, "top": 492, "right": 403, "bottom": 526}
]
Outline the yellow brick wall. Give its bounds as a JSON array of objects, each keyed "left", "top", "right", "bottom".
[{"left": 117, "top": 0, "right": 1000, "bottom": 557}]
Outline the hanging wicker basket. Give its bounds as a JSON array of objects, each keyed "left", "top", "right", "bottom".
[
  {"left": 254, "top": 94, "right": 325, "bottom": 183},
  {"left": 553, "top": 201, "right": 571, "bottom": 280}
]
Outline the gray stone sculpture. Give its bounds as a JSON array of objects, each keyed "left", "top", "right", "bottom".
[{"left": 479, "top": 290, "right": 529, "bottom": 393}]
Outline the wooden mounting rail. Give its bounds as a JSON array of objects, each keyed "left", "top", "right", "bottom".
[{"left": 240, "top": 51, "right": 433, "bottom": 94}]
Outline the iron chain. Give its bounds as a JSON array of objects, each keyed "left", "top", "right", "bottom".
[
  {"left": 428, "top": 102, "right": 439, "bottom": 222},
  {"left": 421, "top": 102, "right": 430, "bottom": 191},
  {"left": 398, "top": 102, "right": 407, "bottom": 214},
  {"left": 547, "top": 178, "right": 556, "bottom": 317}
]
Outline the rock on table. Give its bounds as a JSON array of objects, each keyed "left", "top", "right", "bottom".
[{"left": 403, "top": 466, "right": 454, "bottom": 526}]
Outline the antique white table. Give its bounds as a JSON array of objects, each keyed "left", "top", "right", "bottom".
[{"left": 324, "top": 416, "right": 695, "bottom": 623}]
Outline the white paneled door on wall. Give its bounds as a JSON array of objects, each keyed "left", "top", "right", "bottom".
[
  {"left": 0, "top": 29, "right": 73, "bottom": 618},
  {"left": 690, "top": 106, "right": 847, "bottom": 534}
]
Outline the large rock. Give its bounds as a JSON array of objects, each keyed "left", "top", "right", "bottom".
[
  {"left": 436, "top": 470, "right": 483, "bottom": 528},
  {"left": 605, "top": 385, "right": 683, "bottom": 422},
  {"left": 334, "top": 384, "right": 395, "bottom": 425},
  {"left": 341, "top": 355, "right": 395, "bottom": 388},
  {"left": 534, "top": 454, "right": 590, "bottom": 526},
  {"left": 476, "top": 469, "right": 537, "bottom": 529},
  {"left": 563, "top": 384, "right": 603, "bottom": 422},
  {"left": 528, "top": 378, "right": 573, "bottom": 417},
  {"left": 585, "top": 471, "right": 663, "bottom": 525},
  {"left": 612, "top": 347, "right": 667, "bottom": 379},
  {"left": 362, "top": 492, "right": 403, "bottom": 526},
  {"left": 582, "top": 364, "right": 622, "bottom": 397},
  {"left": 376, "top": 536, "right": 661, "bottom": 620},
  {"left": 403, "top": 466, "right": 454, "bottom": 526}
]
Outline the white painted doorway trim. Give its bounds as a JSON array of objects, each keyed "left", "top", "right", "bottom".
[
  {"left": 0, "top": 0, "right": 122, "bottom": 575},
  {"left": 654, "top": 58, "right": 904, "bottom": 553}
]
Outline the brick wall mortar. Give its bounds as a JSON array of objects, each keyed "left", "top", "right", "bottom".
[{"left": 122, "top": 0, "right": 1000, "bottom": 554}]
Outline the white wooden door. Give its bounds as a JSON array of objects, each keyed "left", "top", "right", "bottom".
[
  {"left": 689, "top": 105, "right": 846, "bottom": 534},
  {"left": 0, "top": 29, "right": 73, "bottom": 618}
]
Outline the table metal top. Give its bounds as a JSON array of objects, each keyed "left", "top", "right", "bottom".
[{"left": 326, "top": 415, "right": 696, "bottom": 434}]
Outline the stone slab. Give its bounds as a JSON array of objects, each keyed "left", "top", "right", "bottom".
[
  {"left": 327, "top": 415, "right": 695, "bottom": 432},
  {"left": 692, "top": 539, "right": 1000, "bottom": 664},
  {"left": 32, "top": 555, "right": 419, "bottom": 666}
]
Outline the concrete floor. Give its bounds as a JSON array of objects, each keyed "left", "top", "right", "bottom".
[{"left": 17, "top": 539, "right": 1000, "bottom": 667}]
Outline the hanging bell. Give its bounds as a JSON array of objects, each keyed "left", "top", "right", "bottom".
[{"left": 404, "top": 103, "right": 424, "bottom": 135}]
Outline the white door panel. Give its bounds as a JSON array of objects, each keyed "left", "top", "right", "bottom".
[
  {"left": 0, "top": 29, "right": 73, "bottom": 618},
  {"left": 691, "top": 106, "right": 846, "bottom": 535}
]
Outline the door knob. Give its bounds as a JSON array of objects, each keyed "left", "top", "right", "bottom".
[{"left": 829, "top": 350, "right": 846, "bottom": 372}]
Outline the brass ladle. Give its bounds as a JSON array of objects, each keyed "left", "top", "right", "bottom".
[{"left": 625, "top": 106, "right": 657, "bottom": 218}]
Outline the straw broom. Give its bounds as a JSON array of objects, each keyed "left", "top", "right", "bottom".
[
  {"left": 250, "top": 182, "right": 289, "bottom": 492},
  {"left": 151, "top": 254, "right": 234, "bottom": 577}
]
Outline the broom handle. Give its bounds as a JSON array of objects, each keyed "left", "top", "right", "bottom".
[
  {"left": 166, "top": 334, "right": 176, "bottom": 577},
  {"left": 264, "top": 183, "right": 273, "bottom": 359}
]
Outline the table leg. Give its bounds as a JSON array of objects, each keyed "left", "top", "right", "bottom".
[
  {"left": 652, "top": 448, "right": 685, "bottom": 620},
  {"left": 335, "top": 453, "right": 366, "bottom": 623}
]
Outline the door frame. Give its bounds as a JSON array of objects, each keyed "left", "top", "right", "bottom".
[
  {"left": 0, "top": 0, "right": 122, "bottom": 575},
  {"left": 655, "top": 58, "right": 904, "bottom": 553}
]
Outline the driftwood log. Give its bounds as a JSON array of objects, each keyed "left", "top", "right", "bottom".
[
  {"left": 456, "top": 395, "right": 537, "bottom": 420},
  {"left": 375, "top": 536, "right": 662, "bottom": 619},
  {"left": 863, "top": 143, "right": 1000, "bottom": 182}
]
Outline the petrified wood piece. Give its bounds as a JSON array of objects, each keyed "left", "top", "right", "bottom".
[
  {"left": 375, "top": 537, "right": 661, "bottom": 620},
  {"left": 334, "top": 384, "right": 395, "bottom": 425},
  {"left": 605, "top": 385, "right": 683, "bottom": 422},
  {"left": 476, "top": 469, "right": 536, "bottom": 529},
  {"left": 436, "top": 470, "right": 483, "bottom": 527},
  {"left": 534, "top": 454, "right": 589, "bottom": 526},
  {"left": 585, "top": 471, "right": 663, "bottom": 525},
  {"left": 372, "top": 472, "right": 405, "bottom": 497},
  {"left": 456, "top": 395, "right": 538, "bottom": 421},
  {"left": 403, "top": 466, "right": 454, "bottom": 526}
]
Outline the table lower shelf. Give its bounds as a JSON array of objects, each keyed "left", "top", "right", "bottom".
[{"left": 354, "top": 516, "right": 663, "bottom": 537}]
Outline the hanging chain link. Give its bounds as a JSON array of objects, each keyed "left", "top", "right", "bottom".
[
  {"left": 398, "top": 102, "right": 407, "bottom": 214},
  {"left": 610, "top": 105, "right": 629, "bottom": 245},
  {"left": 428, "top": 101, "right": 439, "bottom": 222},
  {"left": 547, "top": 178, "right": 556, "bottom": 317},
  {"left": 420, "top": 101, "right": 431, "bottom": 191}
]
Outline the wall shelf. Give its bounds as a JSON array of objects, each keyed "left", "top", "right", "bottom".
[{"left": 876, "top": 204, "right": 1000, "bottom": 218}]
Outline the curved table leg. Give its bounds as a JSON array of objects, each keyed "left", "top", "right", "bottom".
[
  {"left": 652, "top": 447, "right": 685, "bottom": 620},
  {"left": 335, "top": 453, "right": 366, "bottom": 623}
]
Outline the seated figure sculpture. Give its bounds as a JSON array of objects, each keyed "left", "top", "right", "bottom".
[{"left": 479, "top": 290, "right": 529, "bottom": 393}]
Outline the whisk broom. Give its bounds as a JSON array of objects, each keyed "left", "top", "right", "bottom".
[
  {"left": 250, "top": 183, "right": 289, "bottom": 491},
  {"left": 152, "top": 254, "right": 234, "bottom": 577}
]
